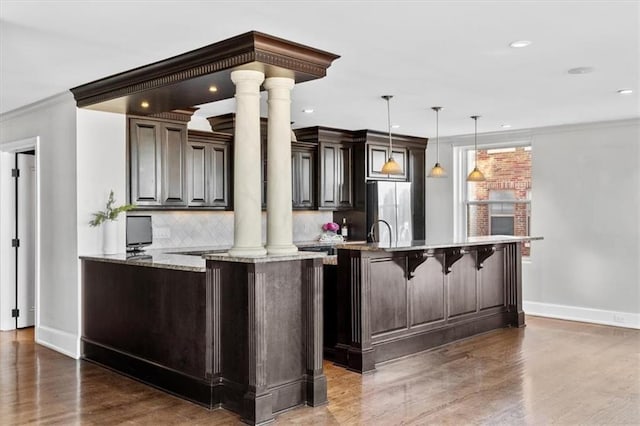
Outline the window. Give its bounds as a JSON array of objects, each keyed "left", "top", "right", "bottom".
[{"left": 463, "top": 145, "right": 532, "bottom": 256}]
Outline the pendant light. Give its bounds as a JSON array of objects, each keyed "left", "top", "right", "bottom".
[
  {"left": 467, "top": 115, "right": 486, "bottom": 182},
  {"left": 380, "top": 95, "right": 402, "bottom": 175},
  {"left": 428, "top": 106, "right": 447, "bottom": 178}
]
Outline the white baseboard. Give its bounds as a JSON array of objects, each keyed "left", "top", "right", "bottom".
[
  {"left": 36, "top": 325, "right": 80, "bottom": 359},
  {"left": 524, "top": 301, "right": 640, "bottom": 330}
]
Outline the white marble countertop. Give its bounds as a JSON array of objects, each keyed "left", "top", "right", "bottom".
[
  {"left": 79, "top": 240, "right": 354, "bottom": 271},
  {"left": 335, "top": 235, "right": 543, "bottom": 252}
]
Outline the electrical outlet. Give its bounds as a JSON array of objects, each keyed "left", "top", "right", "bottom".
[
  {"left": 154, "top": 227, "right": 171, "bottom": 239},
  {"left": 612, "top": 314, "right": 625, "bottom": 324}
]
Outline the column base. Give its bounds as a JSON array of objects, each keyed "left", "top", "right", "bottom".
[
  {"left": 228, "top": 246, "right": 267, "bottom": 257},
  {"left": 266, "top": 244, "right": 298, "bottom": 255}
]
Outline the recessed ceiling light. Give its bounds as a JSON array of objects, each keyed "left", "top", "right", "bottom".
[
  {"left": 509, "top": 40, "right": 532, "bottom": 48},
  {"left": 568, "top": 66, "right": 595, "bottom": 75},
  {"left": 617, "top": 88, "right": 633, "bottom": 95},
  {"left": 209, "top": 85, "right": 218, "bottom": 93},
  {"left": 140, "top": 101, "right": 149, "bottom": 108},
  {"left": 501, "top": 124, "right": 512, "bottom": 129},
  {"left": 391, "top": 124, "right": 400, "bottom": 129},
  {"left": 302, "top": 108, "right": 314, "bottom": 113}
]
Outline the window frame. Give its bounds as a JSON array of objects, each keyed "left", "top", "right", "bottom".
[{"left": 453, "top": 138, "right": 532, "bottom": 245}]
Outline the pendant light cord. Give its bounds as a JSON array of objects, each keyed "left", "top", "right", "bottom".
[
  {"left": 386, "top": 98, "right": 393, "bottom": 152},
  {"left": 436, "top": 108, "right": 440, "bottom": 161}
]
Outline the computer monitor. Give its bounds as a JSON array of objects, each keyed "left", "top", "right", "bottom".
[{"left": 126, "top": 215, "right": 152, "bottom": 251}]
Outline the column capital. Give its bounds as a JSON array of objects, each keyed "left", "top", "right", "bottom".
[
  {"left": 263, "top": 76, "right": 295, "bottom": 91},
  {"left": 230, "top": 69, "right": 265, "bottom": 85}
]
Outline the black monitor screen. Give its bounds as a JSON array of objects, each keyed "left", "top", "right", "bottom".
[{"left": 126, "top": 215, "right": 152, "bottom": 249}]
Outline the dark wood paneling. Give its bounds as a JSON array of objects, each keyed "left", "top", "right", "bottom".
[
  {"left": 448, "top": 253, "right": 478, "bottom": 318},
  {"left": 369, "top": 257, "right": 408, "bottom": 336},
  {"left": 410, "top": 254, "right": 445, "bottom": 326},
  {"left": 82, "top": 261, "right": 207, "bottom": 379},
  {"left": 409, "top": 147, "right": 426, "bottom": 240},
  {"left": 331, "top": 243, "right": 519, "bottom": 373},
  {"left": 480, "top": 248, "right": 505, "bottom": 310}
]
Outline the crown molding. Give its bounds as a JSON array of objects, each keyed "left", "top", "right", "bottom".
[
  {"left": 69, "top": 31, "right": 339, "bottom": 116},
  {"left": 0, "top": 91, "right": 74, "bottom": 123}
]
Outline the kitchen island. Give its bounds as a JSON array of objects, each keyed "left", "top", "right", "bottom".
[
  {"left": 328, "top": 236, "right": 542, "bottom": 373},
  {"left": 81, "top": 247, "right": 328, "bottom": 425}
]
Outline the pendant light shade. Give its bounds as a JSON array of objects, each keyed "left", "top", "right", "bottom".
[
  {"left": 467, "top": 115, "right": 486, "bottom": 182},
  {"left": 428, "top": 106, "right": 447, "bottom": 178},
  {"left": 381, "top": 95, "right": 403, "bottom": 175}
]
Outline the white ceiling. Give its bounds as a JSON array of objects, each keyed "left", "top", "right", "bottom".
[{"left": 1, "top": 1, "right": 638, "bottom": 137}]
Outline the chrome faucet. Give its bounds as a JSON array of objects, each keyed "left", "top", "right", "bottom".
[{"left": 368, "top": 219, "right": 393, "bottom": 246}]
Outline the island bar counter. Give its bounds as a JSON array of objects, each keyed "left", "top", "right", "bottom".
[
  {"left": 329, "top": 236, "right": 542, "bottom": 373},
  {"left": 81, "top": 251, "right": 327, "bottom": 425}
]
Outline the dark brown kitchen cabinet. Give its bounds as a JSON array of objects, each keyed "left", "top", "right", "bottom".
[
  {"left": 291, "top": 144, "right": 315, "bottom": 209},
  {"left": 319, "top": 142, "right": 353, "bottom": 209},
  {"left": 129, "top": 117, "right": 188, "bottom": 207},
  {"left": 186, "top": 130, "right": 232, "bottom": 209},
  {"left": 366, "top": 144, "right": 408, "bottom": 180}
]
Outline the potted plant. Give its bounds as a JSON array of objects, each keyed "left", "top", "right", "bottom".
[{"left": 89, "top": 190, "right": 135, "bottom": 254}]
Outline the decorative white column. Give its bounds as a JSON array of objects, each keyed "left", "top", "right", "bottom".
[
  {"left": 264, "top": 77, "right": 298, "bottom": 255},
  {"left": 229, "top": 70, "right": 266, "bottom": 257}
]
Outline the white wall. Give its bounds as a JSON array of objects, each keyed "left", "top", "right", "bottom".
[
  {"left": 426, "top": 119, "right": 640, "bottom": 328},
  {"left": 0, "top": 92, "right": 80, "bottom": 355},
  {"left": 526, "top": 120, "right": 639, "bottom": 327},
  {"left": 76, "top": 109, "right": 127, "bottom": 256}
]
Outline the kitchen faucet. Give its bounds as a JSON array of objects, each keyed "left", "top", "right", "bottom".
[{"left": 368, "top": 219, "right": 393, "bottom": 246}]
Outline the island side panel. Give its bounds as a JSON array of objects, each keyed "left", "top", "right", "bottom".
[{"left": 81, "top": 260, "right": 211, "bottom": 405}]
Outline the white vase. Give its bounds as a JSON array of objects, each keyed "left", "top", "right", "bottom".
[{"left": 103, "top": 220, "right": 118, "bottom": 254}]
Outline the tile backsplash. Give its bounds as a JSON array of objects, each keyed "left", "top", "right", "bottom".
[{"left": 131, "top": 210, "right": 334, "bottom": 249}]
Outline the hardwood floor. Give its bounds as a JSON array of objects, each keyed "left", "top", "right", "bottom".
[{"left": 1, "top": 316, "right": 638, "bottom": 425}]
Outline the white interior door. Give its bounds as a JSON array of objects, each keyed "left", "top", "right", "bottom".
[{"left": 17, "top": 153, "right": 36, "bottom": 328}]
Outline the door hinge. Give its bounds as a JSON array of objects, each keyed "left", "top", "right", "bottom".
[
  {"left": 11, "top": 309, "right": 20, "bottom": 318},
  {"left": 11, "top": 168, "right": 20, "bottom": 178},
  {"left": 12, "top": 238, "right": 20, "bottom": 248}
]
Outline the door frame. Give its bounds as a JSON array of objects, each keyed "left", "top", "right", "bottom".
[{"left": 0, "top": 137, "right": 40, "bottom": 332}]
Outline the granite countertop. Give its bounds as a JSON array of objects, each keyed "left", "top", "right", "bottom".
[
  {"left": 79, "top": 240, "right": 355, "bottom": 271},
  {"left": 336, "top": 235, "right": 543, "bottom": 252}
]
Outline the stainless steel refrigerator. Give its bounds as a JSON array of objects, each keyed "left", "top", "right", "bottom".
[{"left": 366, "top": 181, "right": 413, "bottom": 246}]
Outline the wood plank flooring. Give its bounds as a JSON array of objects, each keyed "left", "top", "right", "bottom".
[{"left": 1, "top": 316, "right": 638, "bottom": 425}]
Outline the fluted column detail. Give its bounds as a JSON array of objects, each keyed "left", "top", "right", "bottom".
[
  {"left": 229, "top": 70, "right": 266, "bottom": 257},
  {"left": 264, "top": 77, "right": 298, "bottom": 255}
]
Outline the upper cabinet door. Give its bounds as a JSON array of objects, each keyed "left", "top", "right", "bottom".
[
  {"left": 209, "top": 143, "right": 229, "bottom": 207},
  {"left": 319, "top": 142, "right": 353, "bottom": 210},
  {"left": 186, "top": 132, "right": 231, "bottom": 209},
  {"left": 337, "top": 145, "right": 353, "bottom": 208},
  {"left": 186, "top": 141, "right": 208, "bottom": 206},
  {"left": 129, "top": 119, "right": 162, "bottom": 206},
  {"left": 292, "top": 148, "right": 315, "bottom": 209},
  {"left": 161, "top": 123, "right": 187, "bottom": 206},
  {"left": 320, "top": 144, "right": 337, "bottom": 207},
  {"left": 367, "top": 144, "right": 407, "bottom": 180}
]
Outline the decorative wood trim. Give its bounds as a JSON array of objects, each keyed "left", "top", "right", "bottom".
[
  {"left": 150, "top": 107, "right": 199, "bottom": 122},
  {"left": 475, "top": 245, "right": 497, "bottom": 270},
  {"left": 407, "top": 249, "right": 436, "bottom": 278},
  {"left": 208, "top": 262, "right": 221, "bottom": 377},
  {"left": 247, "top": 266, "right": 268, "bottom": 392},
  {"left": 440, "top": 247, "right": 465, "bottom": 275}
]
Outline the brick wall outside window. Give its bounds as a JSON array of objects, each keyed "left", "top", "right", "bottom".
[{"left": 467, "top": 147, "right": 531, "bottom": 255}]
